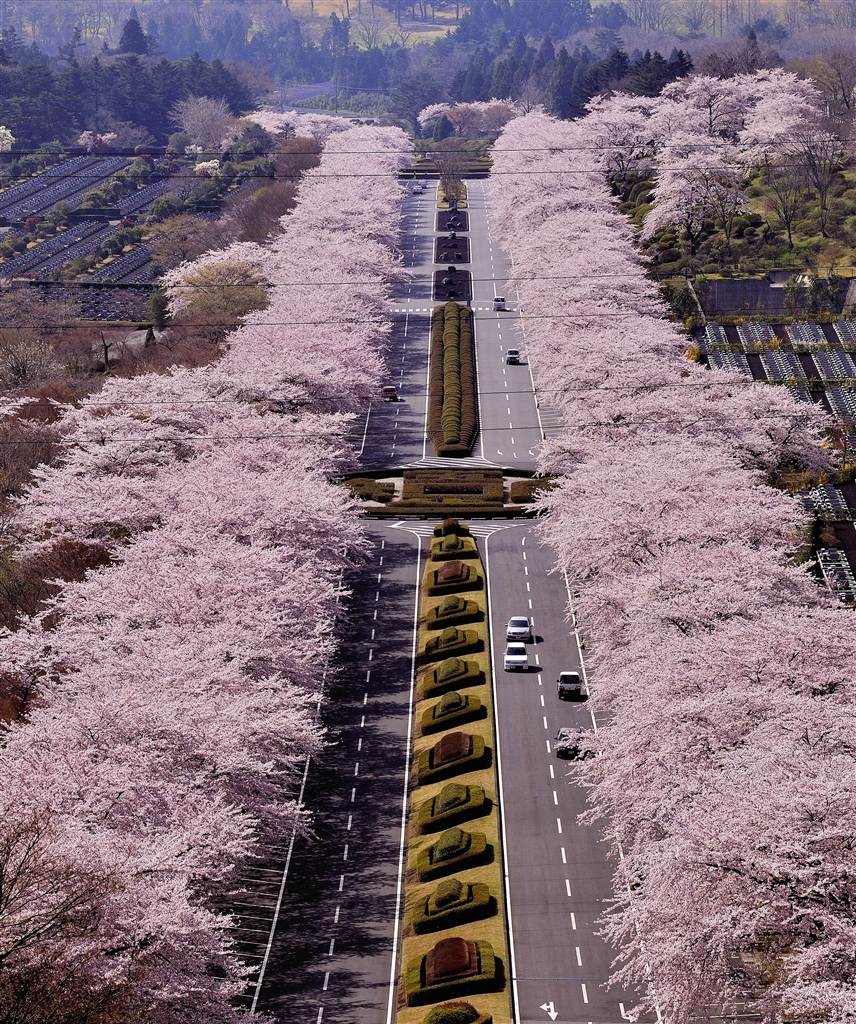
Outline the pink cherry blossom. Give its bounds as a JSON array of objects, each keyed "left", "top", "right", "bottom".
[{"left": 491, "top": 108, "right": 852, "bottom": 1024}]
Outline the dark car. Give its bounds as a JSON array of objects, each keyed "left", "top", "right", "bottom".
[
  {"left": 381, "top": 385, "right": 399, "bottom": 401},
  {"left": 554, "top": 727, "right": 593, "bottom": 760}
]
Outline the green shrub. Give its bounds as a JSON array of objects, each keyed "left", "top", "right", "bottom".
[
  {"left": 405, "top": 938, "right": 500, "bottom": 1005},
  {"left": 417, "top": 782, "right": 488, "bottom": 833},
  {"left": 402, "top": 469, "right": 503, "bottom": 505},
  {"left": 426, "top": 596, "right": 482, "bottom": 629},
  {"left": 423, "top": 626, "right": 481, "bottom": 661},
  {"left": 509, "top": 479, "right": 554, "bottom": 504},
  {"left": 423, "top": 1000, "right": 482, "bottom": 1024},
  {"left": 430, "top": 534, "right": 479, "bottom": 560},
  {"left": 416, "top": 731, "right": 488, "bottom": 784},
  {"left": 420, "top": 657, "right": 482, "bottom": 698},
  {"left": 412, "top": 880, "right": 495, "bottom": 934},
  {"left": 433, "top": 519, "right": 470, "bottom": 537},
  {"left": 416, "top": 827, "right": 491, "bottom": 882},
  {"left": 346, "top": 477, "right": 395, "bottom": 503},
  {"left": 421, "top": 690, "right": 484, "bottom": 734},
  {"left": 427, "top": 561, "right": 482, "bottom": 596},
  {"left": 427, "top": 302, "right": 479, "bottom": 457}
]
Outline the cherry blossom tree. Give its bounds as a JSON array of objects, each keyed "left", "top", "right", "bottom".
[
  {"left": 417, "top": 100, "right": 521, "bottom": 137},
  {"left": 583, "top": 94, "right": 658, "bottom": 186},
  {"left": 490, "top": 109, "right": 853, "bottom": 1024},
  {"left": 642, "top": 136, "right": 747, "bottom": 251},
  {"left": 0, "top": 124, "right": 412, "bottom": 1022}
]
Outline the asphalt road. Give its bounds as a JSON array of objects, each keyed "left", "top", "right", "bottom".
[
  {"left": 360, "top": 180, "right": 544, "bottom": 470},
  {"left": 483, "top": 524, "right": 645, "bottom": 1024},
  {"left": 248, "top": 525, "right": 423, "bottom": 1023}
]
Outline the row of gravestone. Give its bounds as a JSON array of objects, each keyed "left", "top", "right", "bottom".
[{"left": 400, "top": 520, "right": 505, "bottom": 1024}]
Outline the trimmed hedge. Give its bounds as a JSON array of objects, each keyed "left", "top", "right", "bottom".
[
  {"left": 427, "top": 302, "right": 479, "bottom": 457},
  {"left": 423, "top": 626, "right": 481, "bottom": 661},
  {"left": 508, "top": 478, "right": 555, "bottom": 504},
  {"left": 427, "top": 561, "right": 482, "bottom": 596},
  {"left": 422, "top": 1003, "right": 482, "bottom": 1024},
  {"left": 420, "top": 657, "right": 483, "bottom": 699},
  {"left": 426, "top": 596, "right": 482, "bottom": 629},
  {"left": 433, "top": 519, "right": 470, "bottom": 538},
  {"left": 417, "top": 782, "right": 488, "bottom": 833},
  {"left": 430, "top": 534, "right": 479, "bottom": 561},
  {"left": 416, "top": 732, "right": 489, "bottom": 785},
  {"left": 411, "top": 878, "right": 495, "bottom": 934},
  {"left": 421, "top": 690, "right": 485, "bottom": 735},
  {"left": 402, "top": 470, "right": 504, "bottom": 506},
  {"left": 405, "top": 938, "right": 500, "bottom": 1006},
  {"left": 417, "top": 827, "right": 491, "bottom": 882},
  {"left": 346, "top": 477, "right": 395, "bottom": 503}
]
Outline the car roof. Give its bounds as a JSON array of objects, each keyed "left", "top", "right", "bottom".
[{"left": 509, "top": 615, "right": 528, "bottom": 622}]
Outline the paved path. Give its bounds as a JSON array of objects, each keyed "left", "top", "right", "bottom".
[{"left": 358, "top": 180, "right": 555, "bottom": 470}]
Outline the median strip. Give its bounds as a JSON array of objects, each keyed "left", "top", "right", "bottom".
[{"left": 395, "top": 518, "right": 512, "bottom": 1024}]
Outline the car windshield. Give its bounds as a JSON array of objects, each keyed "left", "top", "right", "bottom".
[
  {"left": 509, "top": 617, "right": 528, "bottom": 627},
  {"left": 507, "top": 644, "right": 526, "bottom": 654}
]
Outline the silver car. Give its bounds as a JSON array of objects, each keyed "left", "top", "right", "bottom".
[{"left": 506, "top": 615, "right": 532, "bottom": 641}]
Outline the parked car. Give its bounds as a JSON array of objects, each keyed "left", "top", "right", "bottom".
[
  {"left": 505, "top": 348, "right": 520, "bottom": 364},
  {"left": 506, "top": 615, "right": 532, "bottom": 641},
  {"left": 492, "top": 295, "right": 507, "bottom": 311},
  {"left": 557, "top": 671, "right": 583, "bottom": 700},
  {"left": 503, "top": 642, "right": 529, "bottom": 671},
  {"left": 554, "top": 726, "right": 592, "bottom": 760},
  {"left": 381, "top": 385, "right": 399, "bottom": 401}
]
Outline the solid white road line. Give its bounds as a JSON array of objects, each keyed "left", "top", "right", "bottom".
[
  {"left": 384, "top": 528, "right": 423, "bottom": 1024},
  {"left": 484, "top": 530, "right": 522, "bottom": 1024},
  {"left": 248, "top": 750, "right": 313, "bottom": 1013}
]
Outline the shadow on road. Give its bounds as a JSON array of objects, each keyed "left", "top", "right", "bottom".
[{"left": 255, "top": 529, "right": 420, "bottom": 1023}]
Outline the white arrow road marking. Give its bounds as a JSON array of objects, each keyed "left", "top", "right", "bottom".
[
  {"left": 539, "top": 1001, "right": 559, "bottom": 1021},
  {"left": 620, "top": 1002, "right": 637, "bottom": 1021}
]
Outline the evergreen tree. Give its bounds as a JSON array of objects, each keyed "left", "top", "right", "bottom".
[{"left": 118, "top": 15, "right": 149, "bottom": 55}]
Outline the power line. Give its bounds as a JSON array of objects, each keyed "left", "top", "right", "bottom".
[
  {"left": 0, "top": 410, "right": 827, "bottom": 446},
  {"left": 0, "top": 374, "right": 827, "bottom": 413},
  {"left": 0, "top": 308, "right": 850, "bottom": 326}
]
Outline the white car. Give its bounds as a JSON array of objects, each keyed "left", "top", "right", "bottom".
[
  {"left": 503, "top": 642, "right": 529, "bottom": 671},
  {"left": 506, "top": 616, "right": 532, "bottom": 641}
]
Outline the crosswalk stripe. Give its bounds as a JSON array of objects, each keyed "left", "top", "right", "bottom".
[
  {"left": 387, "top": 521, "right": 519, "bottom": 538},
  {"left": 402, "top": 455, "right": 499, "bottom": 469}
]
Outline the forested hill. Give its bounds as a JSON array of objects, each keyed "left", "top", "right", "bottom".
[{"left": 0, "top": 37, "right": 252, "bottom": 149}]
